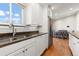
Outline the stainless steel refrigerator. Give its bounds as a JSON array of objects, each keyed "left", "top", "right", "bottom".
[{"left": 48, "top": 16, "right": 53, "bottom": 48}]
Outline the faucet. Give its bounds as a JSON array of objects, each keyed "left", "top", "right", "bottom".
[{"left": 9, "top": 24, "right": 16, "bottom": 39}]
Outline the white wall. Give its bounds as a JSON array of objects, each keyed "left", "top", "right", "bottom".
[{"left": 53, "top": 15, "right": 76, "bottom": 32}]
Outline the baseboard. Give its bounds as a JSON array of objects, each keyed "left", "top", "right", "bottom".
[{"left": 40, "top": 48, "right": 48, "bottom": 56}]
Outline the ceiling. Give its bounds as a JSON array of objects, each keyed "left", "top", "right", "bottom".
[
  {"left": 22, "top": 3, "right": 79, "bottom": 20},
  {"left": 49, "top": 3, "right": 79, "bottom": 12},
  {"left": 42, "top": 3, "right": 79, "bottom": 19}
]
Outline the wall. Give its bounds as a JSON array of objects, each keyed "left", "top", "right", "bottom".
[{"left": 53, "top": 15, "right": 76, "bottom": 32}]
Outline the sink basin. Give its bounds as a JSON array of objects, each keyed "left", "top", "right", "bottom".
[
  {"left": 9, "top": 35, "right": 27, "bottom": 41},
  {"left": 0, "top": 35, "right": 27, "bottom": 44},
  {"left": 0, "top": 33, "right": 38, "bottom": 45}
]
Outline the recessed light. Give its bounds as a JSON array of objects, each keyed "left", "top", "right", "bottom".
[
  {"left": 69, "top": 8, "right": 73, "bottom": 10},
  {"left": 52, "top": 7, "right": 55, "bottom": 10}
]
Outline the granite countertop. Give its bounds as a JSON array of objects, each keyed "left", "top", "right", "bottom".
[
  {"left": 0, "top": 33, "right": 47, "bottom": 48},
  {"left": 69, "top": 32, "right": 79, "bottom": 39}
]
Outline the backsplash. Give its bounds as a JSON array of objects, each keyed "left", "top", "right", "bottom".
[
  {"left": 0, "top": 26, "right": 38, "bottom": 33},
  {"left": 0, "top": 31, "right": 39, "bottom": 38}
]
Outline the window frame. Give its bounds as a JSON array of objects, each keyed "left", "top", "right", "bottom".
[
  {"left": 0, "top": 3, "right": 24, "bottom": 25},
  {"left": 0, "top": 3, "right": 10, "bottom": 25}
]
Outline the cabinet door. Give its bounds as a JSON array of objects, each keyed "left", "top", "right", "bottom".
[
  {"left": 69, "top": 35, "right": 79, "bottom": 56},
  {"left": 24, "top": 39, "right": 36, "bottom": 56},
  {"left": 35, "top": 36, "right": 42, "bottom": 56},
  {"left": 41, "top": 35, "right": 47, "bottom": 52},
  {"left": 76, "top": 44, "right": 79, "bottom": 56},
  {"left": 25, "top": 45, "right": 35, "bottom": 56},
  {"left": 41, "top": 34, "right": 48, "bottom": 52},
  {"left": 43, "top": 34, "right": 48, "bottom": 49},
  {"left": 74, "top": 39, "right": 79, "bottom": 56},
  {"left": 8, "top": 48, "right": 25, "bottom": 56},
  {"left": 72, "top": 42, "right": 78, "bottom": 56},
  {"left": 35, "top": 34, "right": 48, "bottom": 56},
  {"left": 69, "top": 34, "right": 72, "bottom": 47},
  {"left": 69, "top": 34, "right": 74, "bottom": 48}
]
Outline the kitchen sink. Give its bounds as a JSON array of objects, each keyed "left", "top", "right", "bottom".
[
  {"left": 9, "top": 35, "right": 27, "bottom": 41},
  {"left": 0, "top": 33, "right": 39, "bottom": 46},
  {"left": 0, "top": 35, "right": 27, "bottom": 43}
]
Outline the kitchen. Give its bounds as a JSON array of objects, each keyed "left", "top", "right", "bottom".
[
  {"left": 0, "top": 3, "right": 49, "bottom": 56},
  {"left": 0, "top": 3, "right": 79, "bottom": 56}
]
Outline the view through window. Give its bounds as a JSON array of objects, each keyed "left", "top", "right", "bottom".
[
  {"left": 0, "top": 3, "right": 9, "bottom": 23},
  {"left": 0, "top": 3, "right": 23, "bottom": 24}
]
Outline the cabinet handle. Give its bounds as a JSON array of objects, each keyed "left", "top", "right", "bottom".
[{"left": 25, "top": 49, "right": 27, "bottom": 51}]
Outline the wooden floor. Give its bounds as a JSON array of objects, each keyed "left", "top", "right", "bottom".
[{"left": 43, "top": 38, "right": 72, "bottom": 56}]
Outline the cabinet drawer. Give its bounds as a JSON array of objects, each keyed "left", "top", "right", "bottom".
[
  {"left": 8, "top": 42, "right": 35, "bottom": 56},
  {"left": 8, "top": 48, "right": 25, "bottom": 56}
]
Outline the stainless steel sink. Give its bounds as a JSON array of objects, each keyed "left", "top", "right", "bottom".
[
  {"left": 0, "top": 33, "right": 38, "bottom": 46},
  {"left": 0, "top": 35, "right": 27, "bottom": 44},
  {"left": 9, "top": 35, "right": 27, "bottom": 42}
]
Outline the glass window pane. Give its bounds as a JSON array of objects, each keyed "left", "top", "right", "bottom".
[
  {"left": 0, "top": 3, "right": 9, "bottom": 23},
  {"left": 12, "top": 3, "right": 22, "bottom": 24}
]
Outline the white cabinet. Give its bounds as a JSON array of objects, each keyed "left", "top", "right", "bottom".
[
  {"left": 0, "top": 38, "right": 35, "bottom": 56},
  {"left": 35, "top": 34, "right": 48, "bottom": 56},
  {"left": 24, "top": 41, "right": 36, "bottom": 56},
  {"left": 44, "top": 34, "right": 48, "bottom": 49},
  {"left": 69, "top": 34, "right": 79, "bottom": 56},
  {"left": 9, "top": 42, "right": 36, "bottom": 56},
  {"left": 0, "top": 34, "right": 48, "bottom": 56},
  {"left": 26, "top": 4, "right": 42, "bottom": 25},
  {"left": 35, "top": 36, "right": 43, "bottom": 56},
  {"left": 8, "top": 48, "right": 25, "bottom": 56}
]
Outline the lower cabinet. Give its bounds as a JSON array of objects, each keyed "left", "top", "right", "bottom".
[
  {"left": 8, "top": 38, "right": 36, "bottom": 56},
  {"left": 69, "top": 34, "right": 79, "bottom": 56},
  {"left": 24, "top": 42, "right": 36, "bottom": 56},
  {"left": 8, "top": 48, "right": 25, "bottom": 56},
  {"left": 0, "top": 34, "right": 48, "bottom": 56},
  {"left": 9, "top": 43, "right": 35, "bottom": 56},
  {"left": 35, "top": 34, "right": 48, "bottom": 56}
]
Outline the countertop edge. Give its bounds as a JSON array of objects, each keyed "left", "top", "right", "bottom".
[{"left": 69, "top": 32, "right": 79, "bottom": 39}]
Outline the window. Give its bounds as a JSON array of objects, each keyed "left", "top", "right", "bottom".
[
  {"left": 12, "top": 3, "right": 22, "bottom": 24},
  {"left": 0, "top": 3, "right": 23, "bottom": 25},
  {"left": 0, "top": 3, "right": 9, "bottom": 23}
]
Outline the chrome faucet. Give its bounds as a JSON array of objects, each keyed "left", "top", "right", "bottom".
[{"left": 9, "top": 24, "right": 16, "bottom": 38}]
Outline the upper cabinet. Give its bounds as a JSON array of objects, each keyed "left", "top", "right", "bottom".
[
  {"left": 25, "top": 4, "right": 43, "bottom": 25},
  {"left": 25, "top": 4, "right": 49, "bottom": 33}
]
